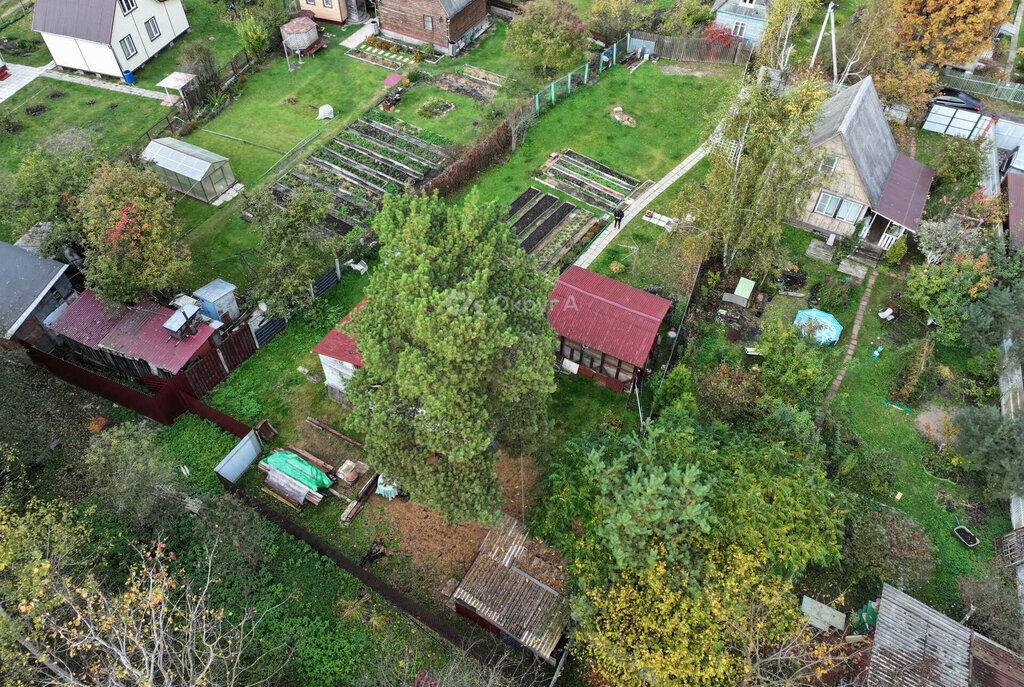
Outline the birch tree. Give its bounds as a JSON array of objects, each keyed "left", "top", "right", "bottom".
[
  {"left": 673, "top": 78, "right": 828, "bottom": 278},
  {"left": 757, "top": 0, "right": 813, "bottom": 71}
]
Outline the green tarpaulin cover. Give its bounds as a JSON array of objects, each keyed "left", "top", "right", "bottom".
[{"left": 260, "top": 451, "right": 330, "bottom": 491}]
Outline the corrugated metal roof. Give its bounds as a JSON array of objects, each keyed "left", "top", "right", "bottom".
[
  {"left": 281, "top": 16, "right": 317, "bottom": 34},
  {"left": 810, "top": 77, "right": 898, "bottom": 209},
  {"left": 312, "top": 299, "right": 365, "bottom": 367},
  {"left": 452, "top": 514, "right": 568, "bottom": 663},
  {"left": 50, "top": 290, "right": 214, "bottom": 374},
  {"left": 875, "top": 153, "right": 934, "bottom": 230},
  {"left": 438, "top": 0, "right": 478, "bottom": 18},
  {"left": 548, "top": 266, "right": 671, "bottom": 368},
  {"left": 1, "top": 241, "right": 68, "bottom": 339},
  {"left": 50, "top": 290, "right": 125, "bottom": 348},
  {"left": 867, "top": 584, "right": 972, "bottom": 687},
  {"left": 1007, "top": 172, "right": 1024, "bottom": 250},
  {"left": 33, "top": 0, "right": 115, "bottom": 44},
  {"left": 141, "top": 138, "right": 228, "bottom": 182}
]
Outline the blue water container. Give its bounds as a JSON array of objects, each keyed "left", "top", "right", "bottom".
[{"left": 122, "top": 69, "right": 135, "bottom": 85}]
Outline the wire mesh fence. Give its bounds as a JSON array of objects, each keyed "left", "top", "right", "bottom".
[{"left": 528, "top": 36, "right": 630, "bottom": 115}]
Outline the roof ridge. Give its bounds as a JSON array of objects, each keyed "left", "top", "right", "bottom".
[{"left": 838, "top": 76, "right": 872, "bottom": 135}]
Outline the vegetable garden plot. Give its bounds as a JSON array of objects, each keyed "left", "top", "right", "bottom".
[
  {"left": 534, "top": 208, "right": 598, "bottom": 272},
  {"left": 273, "top": 115, "right": 452, "bottom": 234},
  {"left": 436, "top": 71, "right": 500, "bottom": 100},
  {"left": 511, "top": 194, "right": 558, "bottom": 235},
  {"left": 562, "top": 149, "right": 640, "bottom": 189},
  {"left": 346, "top": 48, "right": 403, "bottom": 71},
  {"left": 521, "top": 202, "right": 575, "bottom": 253},
  {"left": 543, "top": 149, "right": 642, "bottom": 214},
  {"left": 506, "top": 187, "right": 540, "bottom": 221},
  {"left": 538, "top": 175, "right": 617, "bottom": 214}
]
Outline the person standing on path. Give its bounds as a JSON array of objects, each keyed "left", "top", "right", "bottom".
[{"left": 613, "top": 207, "right": 624, "bottom": 229}]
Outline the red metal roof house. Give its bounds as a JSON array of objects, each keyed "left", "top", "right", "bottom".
[
  {"left": 1005, "top": 171, "right": 1024, "bottom": 251},
  {"left": 312, "top": 299, "right": 365, "bottom": 403},
  {"left": 50, "top": 290, "right": 215, "bottom": 379},
  {"left": 548, "top": 267, "right": 672, "bottom": 393}
]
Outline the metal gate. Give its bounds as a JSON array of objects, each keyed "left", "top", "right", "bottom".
[
  {"left": 922, "top": 104, "right": 993, "bottom": 140},
  {"left": 219, "top": 325, "right": 257, "bottom": 371}
]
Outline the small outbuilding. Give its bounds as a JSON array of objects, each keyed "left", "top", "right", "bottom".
[
  {"left": 453, "top": 513, "right": 568, "bottom": 665},
  {"left": 141, "top": 137, "right": 237, "bottom": 204},
  {"left": 280, "top": 16, "right": 320, "bottom": 54},
  {"left": 548, "top": 266, "right": 672, "bottom": 393},
  {"left": 312, "top": 299, "right": 366, "bottom": 403},
  {"left": 0, "top": 241, "right": 76, "bottom": 350}
]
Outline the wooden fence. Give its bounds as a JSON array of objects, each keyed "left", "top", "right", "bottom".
[
  {"left": 629, "top": 30, "right": 754, "bottom": 66},
  {"left": 937, "top": 68, "right": 1024, "bottom": 107}
]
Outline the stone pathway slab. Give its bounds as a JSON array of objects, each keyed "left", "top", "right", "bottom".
[
  {"left": 837, "top": 258, "right": 868, "bottom": 280},
  {"left": 805, "top": 239, "right": 835, "bottom": 263},
  {"left": 341, "top": 23, "right": 375, "bottom": 49},
  {"left": 0, "top": 62, "right": 51, "bottom": 104},
  {"left": 42, "top": 70, "right": 169, "bottom": 102}
]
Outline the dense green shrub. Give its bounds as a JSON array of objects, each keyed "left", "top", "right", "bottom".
[
  {"left": 953, "top": 406, "right": 1024, "bottom": 498},
  {"left": 884, "top": 235, "right": 907, "bottom": 267},
  {"left": 843, "top": 508, "right": 935, "bottom": 594}
]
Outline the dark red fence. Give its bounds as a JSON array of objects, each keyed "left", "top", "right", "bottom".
[
  {"left": 27, "top": 347, "right": 249, "bottom": 437},
  {"left": 220, "top": 325, "right": 257, "bottom": 370},
  {"left": 184, "top": 353, "right": 226, "bottom": 398}
]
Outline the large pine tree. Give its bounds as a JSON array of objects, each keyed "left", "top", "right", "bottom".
[{"left": 347, "top": 191, "right": 556, "bottom": 522}]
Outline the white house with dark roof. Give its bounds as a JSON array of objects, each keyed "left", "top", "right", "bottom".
[
  {"left": 793, "top": 77, "right": 935, "bottom": 261},
  {"left": 33, "top": 0, "right": 189, "bottom": 78}
]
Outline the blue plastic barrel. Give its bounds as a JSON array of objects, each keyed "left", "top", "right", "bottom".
[{"left": 122, "top": 69, "right": 135, "bottom": 85}]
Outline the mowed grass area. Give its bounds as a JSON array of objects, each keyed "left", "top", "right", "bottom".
[
  {"left": 464, "top": 61, "right": 741, "bottom": 210},
  {"left": 131, "top": 0, "right": 244, "bottom": 89},
  {"left": 0, "top": 78, "right": 166, "bottom": 177},
  {"left": 391, "top": 84, "right": 495, "bottom": 146},
  {"left": 175, "top": 45, "right": 395, "bottom": 287},
  {"left": 0, "top": 10, "right": 52, "bottom": 67}
]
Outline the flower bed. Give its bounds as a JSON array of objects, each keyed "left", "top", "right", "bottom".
[
  {"left": 346, "top": 48, "right": 403, "bottom": 71},
  {"left": 417, "top": 97, "right": 455, "bottom": 119}
]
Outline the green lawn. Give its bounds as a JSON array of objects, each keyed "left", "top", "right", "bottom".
[
  {"left": 914, "top": 128, "right": 946, "bottom": 169},
  {"left": 834, "top": 273, "right": 1011, "bottom": 614},
  {"left": 464, "top": 61, "right": 741, "bottom": 210},
  {"left": 0, "top": 78, "right": 166, "bottom": 176},
  {"left": 130, "top": 0, "right": 245, "bottom": 89},
  {"left": 0, "top": 10, "right": 52, "bottom": 66},
  {"left": 429, "top": 22, "right": 543, "bottom": 91},
  {"left": 391, "top": 83, "right": 497, "bottom": 146}
]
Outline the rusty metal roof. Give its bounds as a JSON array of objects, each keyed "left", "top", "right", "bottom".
[{"left": 548, "top": 266, "right": 671, "bottom": 368}]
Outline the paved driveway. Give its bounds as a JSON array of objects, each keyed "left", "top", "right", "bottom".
[{"left": 0, "top": 61, "right": 52, "bottom": 104}]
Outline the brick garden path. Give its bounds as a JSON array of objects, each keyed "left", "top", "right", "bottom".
[
  {"left": 827, "top": 270, "right": 878, "bottom": 399},
  {"left": 574, "top": 142, "right": 709, "bottom": 268}
]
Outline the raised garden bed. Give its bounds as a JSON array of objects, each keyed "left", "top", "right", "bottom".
[
  {"left": 511, "top": 194, "right": 557, "bottom": 236},
  {"left": 339, "top": 130, "right": 435, "bottom": 173},
  {"left": 346, "top": 48, "right": 403, "bottom": 71},
  {"left": 506, "top": 187, "right": 540, "bottom": 221},
  {"left": 534, "top": 209, "right": 598, "bottom": 271},
  {"left": 417, "top": 97, "right": 455, "bottom": 119},
  {"left": 543, "top": 169, "right": 620, "bottom": 212},
  {"left": 362, "top": 111, "right": 451, "bottom": 154},
  {"left": 521, "top": 202, "right": 575, "bottom": 254},
  {"left": 554, "top": 156, "right": 636, "bottom": 197},
  {"left": 463, "top": 65, "right": 506, "bottom": 87},
  {"left": 548, "top": 164, "right": 627, "bottom": 204},
  {"left": 436, "top": 71, "right": 499, "bottom": 100},
  {"left": 326, "top": 138, "right": 423, "bottom": 184},
  {"left": 562, "top": 149, "right": 640, "bottom": 189}
]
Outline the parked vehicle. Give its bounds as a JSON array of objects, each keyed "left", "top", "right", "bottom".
[
  {"left": 1000, "top": 146, "right": 1023, "bottom": 180},
  {"left": 931, "top": 88, "right": 983, "bottom": 111}
]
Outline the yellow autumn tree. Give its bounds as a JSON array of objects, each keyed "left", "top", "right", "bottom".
[{"left": 899, "top": 0, "right": 1010, "bottom": 66}]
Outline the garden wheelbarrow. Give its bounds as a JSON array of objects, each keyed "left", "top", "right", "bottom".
[{"left": 948, "top": 515, "right": 979, "bottom": 548}]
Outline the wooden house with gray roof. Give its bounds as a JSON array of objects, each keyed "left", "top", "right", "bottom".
[
  {"left": 793, "top": 77, "right": 934, "bottom": 264},
  {"left": 375, "top": 0, "right": 488, "bottom": 56},
  {"left": 452, "top": 513, "right": 568, "bottom": 665},
  {"left": 865, "top": 584, "right": 1024, "bottom": 686}
]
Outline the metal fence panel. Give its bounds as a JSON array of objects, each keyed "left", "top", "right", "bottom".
[
  {"left": 183, "top": 353, "right": 227, "bottom": 398},
  {"left": 938, "top": 68, "right": 1024, "bottom": 106},
  {"left": 219, "top": 325, "right": 258, "bottom": 371},
  {"left": 214, "top": 429, "right": 262, "bottom": 483}
]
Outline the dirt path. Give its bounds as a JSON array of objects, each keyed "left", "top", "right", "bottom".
[{"left": 826, "top": 270, "right": 878, "bottom": 399}]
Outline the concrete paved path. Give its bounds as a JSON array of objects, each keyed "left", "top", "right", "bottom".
[
  {"left": 41, "top": 70, "right": 172, "bottom": 103},
  {"left": 341, "top": 24, "right": 374, "bottom": 49},
  {"left": 0, "top": 61, "right": 52, "bottom": 104},
  {"left": 575, "top": 142, "right": 708, "bottom": 268},
  {"left": 826, "top": 270, "right": 877, "bottom": 399}
]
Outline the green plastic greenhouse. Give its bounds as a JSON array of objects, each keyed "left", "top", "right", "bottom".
[{"left": 141, "top": 137, "right": 236, "bottom": 204}]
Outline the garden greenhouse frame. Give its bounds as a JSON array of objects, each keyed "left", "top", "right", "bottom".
[{"left": 141, "top": 137, "right": 236, "bottom": 204}]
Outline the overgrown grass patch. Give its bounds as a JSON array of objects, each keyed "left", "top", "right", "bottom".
[{"left": 154, "top": 414, "right": 240, "bottom": 494}]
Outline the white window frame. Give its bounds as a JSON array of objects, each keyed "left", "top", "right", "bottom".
[
  {"left": 423, "top": 14, "right": 433, "bottom": 31},
  {"left": 118, "top": 0, "right": 136, "bottom": 15},
  {"left": 835, "top": 199, "right": 864, "bottom": 223},
  {"left": 732, "top": 21, "right": 746, "bottom": 37},
  {"left": 144, "top": 16, "right": 161, "bottom": 41},
  {"left": 819, "top": 156, "right": 837, "bottom": 173},
  {"left": 740, "top": 0, "right": 756, "bottom": 4},
  {"left": 814, "top": 191, "right": 841, "bottom": 217},
  {"left": 323, "top": 0, "right": 333, "bottom": 6},
  {"left": 119, "top": 34, "right": 137, "bottom": 59},
  {"left": 305, "top": 0, "right": 315, "bottom": 5}
]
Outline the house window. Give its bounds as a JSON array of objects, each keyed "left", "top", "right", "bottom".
[
  {"left": 741, "top": 0, "right": 756, "bottom": 4},
  {"left": 424, "top": 14, "right": 433, "bottom": 31},
  {"left": 323, "top": 0, "right": 333, "bottom": 6},
  {"left": 814, "top": 191, "right": 841, "bottom": 217},
  {"left": 732, "top": 21, "right": 746, "bottom": 37},
  {"left": 120, "top": 34, "right": 138, "bottom": 59},
  {"left": 835, "top": 199, "right": 864, "bottom": 223},
  {"left": 305, "top": 0, "right": 315, "bottom": 5},
  {"left": 819, "top": 156, "right": 838, "bottom": 173},
  {"left": 144, "top": 17, "right": 161, "bottom": 41},
  {"left": 118, "top": 0, "right": 136, "bottom": 14}
]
